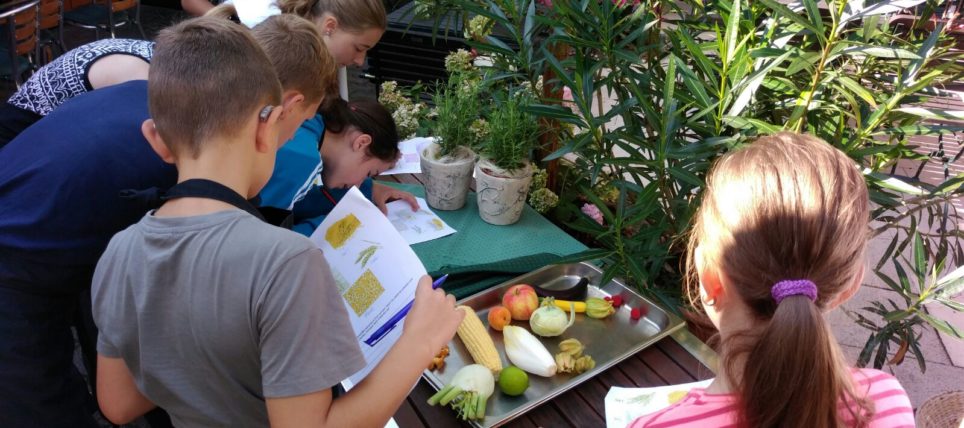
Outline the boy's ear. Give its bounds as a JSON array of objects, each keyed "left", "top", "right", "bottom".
[
  {"left": 142, "top": 119, "right": 175, "bottom": 164},
  {"left": 281, "top": 91, "right": 305, "bottom": 118},
  {"left": 255, "top": 105, "right": 284, "bottom": 154},
  {"left": 695, "top": 245, "right": 725, "bottom": 304}
]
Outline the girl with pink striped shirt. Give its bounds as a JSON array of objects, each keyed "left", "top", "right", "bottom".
[{"left": 630, "top": 132, "right": 914, "bottom": 428}]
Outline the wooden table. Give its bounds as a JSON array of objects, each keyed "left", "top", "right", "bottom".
[{"left": 377, "top": 173, "right": 718, "bottom": 427}]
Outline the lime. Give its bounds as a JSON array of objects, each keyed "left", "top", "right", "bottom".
[{"left": 498, "top": 366, "right": 529, "bottom": 396}]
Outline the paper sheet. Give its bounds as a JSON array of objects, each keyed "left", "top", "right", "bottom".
[
  {"left": 310, "top": 187, "right": 427, "bottom": 385},
  {"left": 604, "top": 379, "right": 714, "bottom": 427},
  {"left": 380, "top": 137, "right": 434, "bottom": 175},
  {"left": 386, "top": 197, "right": 456, "bottom": 245}
]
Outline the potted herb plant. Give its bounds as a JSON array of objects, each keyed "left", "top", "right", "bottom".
[
  {"left": 420, "top": 72, "right": 480, "bottom": 210},
  {"left": 475, "top": 91, "right": 538, "bottom": 225}
]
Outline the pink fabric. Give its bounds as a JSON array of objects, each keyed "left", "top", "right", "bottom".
[{"left": 627, "top": 369, "right": 914, "bottom": 428}]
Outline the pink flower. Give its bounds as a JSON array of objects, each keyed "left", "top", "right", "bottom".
[{"left": 581, "top": 203, "right": 604, "bottom": 225}]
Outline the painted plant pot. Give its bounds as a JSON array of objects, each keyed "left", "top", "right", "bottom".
[
  {"left": 475, "top": 157, "right": 533, "bottom": 225},
  {"left": 420, "top": 142, "right": 477, "bottom": 211}
]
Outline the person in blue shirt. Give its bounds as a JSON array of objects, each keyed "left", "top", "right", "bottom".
[{"left": 260, "top": 98, "right": 417, "bottom": 236}]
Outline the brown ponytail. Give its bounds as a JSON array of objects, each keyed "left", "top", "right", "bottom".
[
  {"left": 321, "top": 98, "right": 399, "bottom": 162},
  {"left": 687, "top": 132, "right": 873, "bottom": 428},
  {"left": 276, "top": 0, "right": 386, "bottom": 31}
]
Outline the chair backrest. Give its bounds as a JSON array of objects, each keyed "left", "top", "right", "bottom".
[
  {"left": 38, "top": 0, "right": 59, "bottom": 31},
  {"left": 0, "top": 0, "right": 39, "bottom": 57},
  {"left": 110, "top": 0, "right": 136, "bottom": 13}
]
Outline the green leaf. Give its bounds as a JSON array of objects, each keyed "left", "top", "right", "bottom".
[
  {"left": 836, "top": 76, "right": 878, "bottom": 108},
  {"left": 903, "top": 22, "right": 942, "bottom": 88},
  {"left": 857, "top": 332, "right": 879, "bottom": 367},
  {"left": 913, "top": 232, "right": 926, "bottom": 282},
  {"left": 757, "top": 0, "right": 819, "bottom": 37},
  {"left": 728, "top": 50, "right": 794, "bottom": 117},
  {"left": 724, "top": 0, "right": 742, "bottom": 64},
  {"left": 840, "top": 46, "right": 922, "bottom": 60},
  {"left": 723, "top": 116, "right": 782, "bottom": 133},
  {"left": 801, "top": 0, "right": 825, "bottom": 44},
  {"left": 874, "top": 125, "right": 964, "bottom": 136},
  {"left": 935, "top": 265, "right": 964, "bottom": 300},
  {"left": 863, "top": 169, "right": 928, "bottom": 196},
  {"left": 893, "top": 107, "right": 964, "bottom": 121},
  {"left": 919, "top": 311, "right": 964, "bottom": 339}
]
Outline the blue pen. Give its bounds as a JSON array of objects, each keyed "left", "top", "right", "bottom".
[{"left": 364, "top": 274, "right": 449, "bottom": 347}]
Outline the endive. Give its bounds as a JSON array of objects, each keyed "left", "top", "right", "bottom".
[{"left": 502, "top": 325, "right": 557, "bottom": 377}]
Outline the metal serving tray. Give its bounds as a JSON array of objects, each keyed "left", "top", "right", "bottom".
[{"left": 422, "top": 262, "right": 685, "bottom": 427}]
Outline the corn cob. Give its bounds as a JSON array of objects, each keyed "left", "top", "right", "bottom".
[{"left": 456, "top": 306, "right": 503, "bottom": 374}]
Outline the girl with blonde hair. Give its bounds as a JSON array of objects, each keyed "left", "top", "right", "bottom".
[{"left": 629, "top": 132, "right": 914, "bottom": 427}]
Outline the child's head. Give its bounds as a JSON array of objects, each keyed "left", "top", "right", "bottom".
[
  {"left": 276, "top": 0, "right": 386, "bottom": 67},
  {"left": 687, "top": 132, "right": 872, "bottom": 427},
  {"left": 319, "top": 98, "right": 399, "bottom": 189},
  {"left": 145, "top": 16, "right": 283, "bottom": 193},
  {"left": 250, "top": 14, "right": 337, "bottom": 142}
]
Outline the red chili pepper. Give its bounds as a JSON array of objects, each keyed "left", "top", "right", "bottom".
[
  {"left": 611, "top": 295, "right": 624, "bottom": 308},
  {"left": 630, "top": 307, "right": 642, "bottom": 321},
  {"left": 604, "top": 296, "right": 612, "bottom": 302}
]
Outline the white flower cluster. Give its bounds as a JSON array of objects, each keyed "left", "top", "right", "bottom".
[
  {"left": 379, "top": 80, "right": 426, "bottom": 140},
  {"left": 528, "top": 168, "right": 559, "bottom": 213},
  {"left": 444, "top": 49, "right": 476, "bottom": 75},
  {"left": 464, "top": 15, "right": 493, "bottom": 42}
]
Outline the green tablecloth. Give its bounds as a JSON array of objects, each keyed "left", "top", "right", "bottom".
[{"left": 384, "top": 182, "right": 589, "bottom": 298}]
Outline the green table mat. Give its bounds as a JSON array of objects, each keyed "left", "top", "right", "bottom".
[{"left": 384, "top": 182, "right": 589, "bottom": 299}]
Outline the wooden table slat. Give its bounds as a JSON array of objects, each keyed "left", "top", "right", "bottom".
[
  {"left": 613, "top": 349, "right": 683, "bottom": 388},
  {"left": 549, "top": 388, "right": 607, "bottom": 427},
  {"left": 517, "top": 400, "right": 579, "bottom": 428},
  {"left": 638, "top": 346, "right": 699, "bottom": 385},
  {"left": 654, "top": 337, "right": 715, "bottom": 381},
  {"left": 570, "top": 375, "right": 618, "bottom": 418}
]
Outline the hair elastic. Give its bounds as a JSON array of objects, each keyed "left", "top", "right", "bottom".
[{"left": 771, "top": 279, "right": 818, "bottom": 304}]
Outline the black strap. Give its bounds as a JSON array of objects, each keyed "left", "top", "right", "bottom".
[{"left": 161, "top": 179, "right": 265, "bottom": 221}]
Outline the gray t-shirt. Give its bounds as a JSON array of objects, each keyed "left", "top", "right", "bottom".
[{"left": 93, "top": 209, "right": 365, "bottom": 427}]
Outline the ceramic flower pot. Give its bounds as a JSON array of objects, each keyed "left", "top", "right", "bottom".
[
  {"left": 420, "top": 142, "right": 477, "bottom": 211},
  {"left": 475, "top": 158, "right": 533, "bottom": 225}
]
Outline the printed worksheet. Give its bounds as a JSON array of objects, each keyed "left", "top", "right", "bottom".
[
  {"left": 310, "top": 187, "right": 428, "bottom": 385},
  {"left": 380, "top": 137, "right": 433, "bottom": 175},
  {"left": 604, "top": 379, "right": 714, "bottom": 427},
  {"left": 386, "top": 197, "right": 456, "bottom": 245}
]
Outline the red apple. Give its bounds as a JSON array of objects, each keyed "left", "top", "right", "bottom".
[{"left": 502, "top": 284, "right": 539, "bottom": 321}]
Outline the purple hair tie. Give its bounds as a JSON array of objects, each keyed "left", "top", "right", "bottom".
[{"left": 771, "top": 279, "right": 818, "bottom": 304}]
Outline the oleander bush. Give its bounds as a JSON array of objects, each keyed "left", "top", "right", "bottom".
[{"left": 409, "top": 0, "right": 964, "bottom": 371}]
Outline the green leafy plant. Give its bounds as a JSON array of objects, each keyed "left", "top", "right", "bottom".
[
  {"left": 847, "top": 232, "right": 964, "bottom": 371},
  {"left": 482, "top": 91, "right": 539, "bottom": 171},
  {"left": 413, "top": 0, "right": 964, "bottom": 368},
  {"left": 432, "top": 71, "right": 484, "bottom": 157}
]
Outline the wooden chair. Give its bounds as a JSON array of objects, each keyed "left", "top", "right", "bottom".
[
  {"left": 36, "top": 0, "right": 63, "bottom": 64},
  {"left": 0, "top": 0, "right": 40, "bottom": 88},
  {"left": 64, "top": 0, "right": 144, "bottom": 40}
]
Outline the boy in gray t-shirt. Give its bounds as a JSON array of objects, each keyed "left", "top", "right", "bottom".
[{"left": 92, "top": 17, "right": 463, "bottom": 427}]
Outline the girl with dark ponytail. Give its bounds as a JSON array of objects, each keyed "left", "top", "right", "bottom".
[
  {"left": 259, "top": 98, "right": 418, "bottom": 236},
  {"left": 629, "top": 132, "right": 914, "bottom": 427}
]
